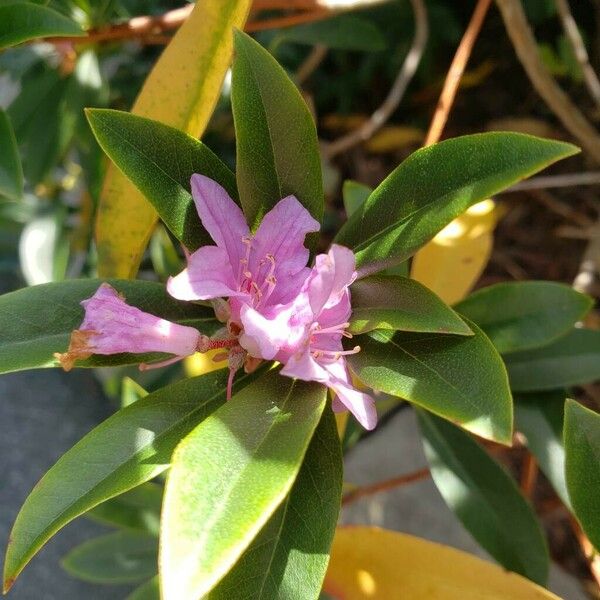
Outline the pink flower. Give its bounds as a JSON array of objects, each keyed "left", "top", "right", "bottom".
[
  {"left": 167, "top": 174, "right": 320, "bottom": 318},
  {"left": 239, "top": 245, "right": 377, "bottom": 430},
  {"left": 56, "top": 283, "right": 204, "bottom": 371}
]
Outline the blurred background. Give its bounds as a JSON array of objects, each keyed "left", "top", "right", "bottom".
[{"left": 0, "top": 0, "right": 599, "bottom": 598}]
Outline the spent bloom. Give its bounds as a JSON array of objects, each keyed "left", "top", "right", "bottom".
[{"left": 58, "top": 174, "right": 377, "bottom": 429}]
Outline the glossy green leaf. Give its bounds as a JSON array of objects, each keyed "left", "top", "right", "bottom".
[
  {"left": 348, "top": 320, "right": 513, "bottom": 443},
  {"left": 456, "top": 282, "right": 592, "bottom": 354},
  {"left": 87, "top": 109, "right": 237, "bottom": 252},
  {"left": 62, "top": 531, "right": 157, "bottom": 584},
  {"left": 515, "top": 391, "right": 569, "bottom": 506},
  {"left": 160, "top": 370, "right": 327, "bottom": 600},
  {"left": 3, "top": 369, "right": 260, "bottom": 592},
  {"left": 0, "top": 109, "right": 22, "bottom": 201},
  {"left": 280, "top": 15, "right": 386, "bottom": 51},
  {"left": 127, "top": 576, "right": 160, "bottom": 600},
  {"left": 208, "top": 407, "right": 342, "bottom": 600},
  {"left": 418, "top": 410, "right": 549, "bottom": 585},
  {"left": 232, "top": 30, "right": 323, "bottom": 243},
  {"left": 349, "top": 275, "right": 472, "bottom": 335},
  {"left": 505, "top": 328, "right": 600, "bottom": 392},
  {"left": 0, "top": 3, "right": 83, "bottom": 50},
  {"left": 343, "top": 180, "right": 372, "bottom": 218},
  {"left": 86, "top": 482, "right": 162, "bottom": 535},
  {"left": 0, "top": 278, "right": 218, "bottom": 374},
  {"left": 335, "top": 134, "right": 578, "bottom": 273},
  {"left": 564, "top": 399, "right": 600, "bottom": 550}
]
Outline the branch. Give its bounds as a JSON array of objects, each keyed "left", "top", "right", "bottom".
[
  {"left": 424, "top": 0, "right": 492, "bottom": 146},
  {"left": 323, "top": 0, "right": 428, "bottom": 159},
  {"left": 555, "top": 0, "right": 600, "bottom": 111},
  {"left": 495, "top": 0, "right": 600, "bottom": 165},
  {"left": 341, "top": 467, "right": 430, "bottom": 506}
]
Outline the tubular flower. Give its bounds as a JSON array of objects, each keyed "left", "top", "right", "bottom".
[
  {"left": 56, "top": 283, "right": 206, "bottom": 371},
  {"left": 239, "top": 245, "right": 377, "bottom": 430}
]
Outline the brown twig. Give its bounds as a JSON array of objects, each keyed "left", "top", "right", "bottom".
[
  {"left": 555, "top": 0, "right": 600, "bottom": 111},
  {"left": 323, "top": 0, "right": 428, "bottom": 158},
  {"left": 570, "top": 516, "right": 600, "bottom": 590},
  {"left": 424, "top": 0, "right": 492, "bottom": 146},
  {"left": 519, "top": 453, "right": 538, "bottom": 497},
  {"left": 246, "top": 9, "right": 331, "bottom": 32},
  {"left": 505, "top": 171, "right": 600, "bottom": 192},
  {"left": 296, "top": 44, "right": 328, "bottom": 85},
  {"left": 495, "top": 0, "right": 600, "bottom": 164},
  {"left": 341, "top": 467, "right": 430, "bottom": 506}
]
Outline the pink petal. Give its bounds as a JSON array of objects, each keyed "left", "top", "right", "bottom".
[
  {"left": 250, "top": 196, "right": 320, "bottom": 306},
  {"left": 57, "top": 283, "right": 200, "bottom": 370},
  {"left": 167, "top": 246, "right": 243, "bottom": 301},
  {"left": 308, "top": 245, "right": 356, "bottom": 315},
  {"left": 191, "top": 174, "right": 249, "bottom": 269}
]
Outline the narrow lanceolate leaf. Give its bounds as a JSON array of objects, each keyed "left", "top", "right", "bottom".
[
  {"left": 325, "top": 528, "right": 560, "bottom": 600},
  {"left": 62, "top": 531, "right": 157, "bottom": 584},
  {"left": 86, "top": 482, "right": 163, "bottom": 535},
  {"left": 279, "top": 14, "right": 387, "bottom": 52},
  {"left": 417, "top": 410, "right": 549, "bottom": 585},
  {"left": 0, "top": 3, "right": 84, "bottom": 50},
  {"left": 232, "top": 30, "right": 323, "bottom": 242},
  {"left": 87, "top": 110, "right": 237, "bottom": 252},
  {"left": 515, "top": 391, "right": 570, "bottom": 507},
  {"left": 349, "top": 275, "right": 472, "bottom": 336},
  {"left": 3, "top": 370, "right": 260, "bottom": 592},
  {"left": 208, "top": 407, "right": 342, "bottom": 600},
  {"left": 505, "top": 328, "right": 600, "bottom": 392},
  {"left": 96, "top": 1, "right": 252, "bottom": 278},
  {"left": 342, "top": 180, "right": 372, "bottom": 218},
  {"left": 127, "top": 577, "right": 160, "bottom": 600},
  {"left": 0, "top": 279, "right": 218, "bottom": 375},
  {"left": 564, "top": 400, "right": 600, "bottom": 551},
  {"left": 456, "top": 281, "right": 592, "bottom": 354},
  {"left": 0, "top": 109, "right": 23, "bottom": 201},
  {"left": 347, "top": 320, "right": 513, "bottom": 444},
  {"left": 160, "top": 370, "right": 327, "bottom": 600},
  {"left": 335, "top": 133, "right": 578, "bottom": 273}
]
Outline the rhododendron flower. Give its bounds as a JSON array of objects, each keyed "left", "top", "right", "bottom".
[
  {"left": 239, "top": 245, "right": 377, "bottom": 430},
  {"left": 56, "top": 283, "right": 206, "bottom": 371}
]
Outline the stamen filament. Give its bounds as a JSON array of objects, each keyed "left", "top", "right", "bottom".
[{"left": 139, "top": 355, "right": 186, "bottom": 371}]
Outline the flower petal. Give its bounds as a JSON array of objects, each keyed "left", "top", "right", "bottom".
[
  {"left": 167, "top": 246, "right": 242, "bottom": 301},
  {"left": 191, "top": 174, "right": 249, "bottom": 268},
  {"left": 250, "top": 196, "right": 320, "bottom": 305}
]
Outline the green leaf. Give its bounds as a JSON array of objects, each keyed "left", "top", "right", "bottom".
[
  {"left": 343, "top": 180, "right": 371, "bottom": 218},
  {"left": 348, "top": 320, "right": 513, "bottom": 444},
  {"left": 0, "top": 2, "right": 84, "bottom": 50},
  {"left": 0, "top": 109, "right": 22, "bottom": 201},
  {"left": 86, "top": 482, "right": 163, "bottom": 535},
  {"left": 232, "top": 30, "right": 323, "bottom": 244},
  {"left": 87, "top": 109, "right": 238, "bottom": 252},
  {"left": 417, "top": 410, "right": 549, "bottom": 585},
  {"left": 127, "top": 576, "right": 160, "bottom": 600},
  {"left": 280, "top": 15, "right": 386, "bottom": 52},
  {"left": 564, "top": 399, "right": 600, "bottom": 550},
  {"left": 515, "top": 391, "right": 569, "bottom": 506},
  {"left": 2, "top": 369, "right": 261, "bottom": 592},
  {"left": 0, "top": 278, "right": 219, "bottom": 374},
  {"left": 208, "top": 407, "right": 342, "bottom": 600},
  {"left": 349, "top": 275, "right": 472, "bottom": 336},
  {"left": 160, "top": 370, "right": 327, "bottom": 600},
  {"left": 456, "top": 281, "right": 592, "bottom": 354},
  {"left": 62, "top": 531, "right": 157, "bottom": 584},
  {"left": 335, "top": 133, "right": 578, "bottom": 273},
  {"left": 505, "top": 328, "right": 600, "bottom": 392},
  {"left": 127, "top": 577, "right": 160, "bottom": 600}
]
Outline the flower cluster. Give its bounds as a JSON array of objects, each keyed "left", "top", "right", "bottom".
[{"left": 58, "top": 175, "right": 376, "bottom": 429}]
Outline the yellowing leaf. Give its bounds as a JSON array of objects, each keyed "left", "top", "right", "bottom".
[
  {"left": 324, "top": 527, "right": 560, "bottom": 600},
  {"left": 411, "top": 199, "right": 497, "bottom": 305},
  {"left": 184, "top": 350, "right": 227, "bottom": 377},
  {"left": 95, "top": 1, "right": 252, "bottom": 278},
  {"left": 365, "top": 126, "right": 424, "bottom": 153}
]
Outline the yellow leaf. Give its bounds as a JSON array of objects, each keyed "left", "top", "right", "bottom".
[
  {"left": 335, "top": 411, "right": 349, "bottom": 439},
  {"left": 95, "top": 1, "right": 252, "bottom": 278},
  {"left": 324, "top": 527, "right": 560, "bottom": 599},
  {"left": 365, "top": 126, "right": 424, "bottom": 153},
  {"left": 184, "top": 350, "right": 227, "bottom": 377},
  {"left": 411, "top": 199, "right": 497, "bottom": 305}
]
